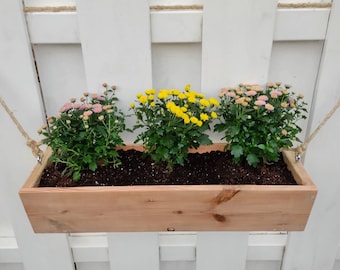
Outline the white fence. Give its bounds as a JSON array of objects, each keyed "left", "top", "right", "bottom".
[{"left": 1, "top": 1, "right": 340, "bottom": 270}]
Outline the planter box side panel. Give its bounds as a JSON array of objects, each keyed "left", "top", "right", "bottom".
[{"left": 19, "top": 185, "right": 316, "bottom": 233}]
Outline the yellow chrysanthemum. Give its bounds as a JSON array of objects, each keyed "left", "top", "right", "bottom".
[
  {"left": 129, "top": 103, "right": 135, "bottom": 109},
  {"left": 199, "top": 99, "right": 210, "bottom": 107},
  {"left": 183, "top": 115, "right": 190, "bottom": 124},
  {"left": 200, "top": 113, "right": 209, "bottom": 122},
  {"left": 184, "top": 84, "right": 191, "bottom": 91},
  {"left": 196, "top": 120, "right": 203, "bottom": 127},
  {"left": 158, "top": 92, "right": 169, "bottom": 99},
  {"left": 209, "top": 97, "right": 219, "bottom": 107},
  {"left": 138, "top": 95, "right": 148, "bottom": 104},
  {"left": 178, "top": 93, "right": 187, "bottom": 100},
  {"left": 190, "top": 116, "right": 198, "bottom": 124},
  {"left": 166, "top": 101, "right": 175, "bottom": 109},
  {"left": 150, "top": 102, "right": 156, "bottom": 107},
  {"left": 145, "top": 89, "right": 156, "bottom": 95},
  {"left": 211, "top": 111, "right": 218, "bottom": 119},
  {"left": 172, "top": 89, "right": 180, "bottom": 96},
  {"left": 148, "top": 95, "right": 154, "bottom": 100},
  {"left": 188, "top": 96, "right": 196, "bottom": 103},
  {"left": 181, "top": 106, "right": 187, "bottom": 112}
]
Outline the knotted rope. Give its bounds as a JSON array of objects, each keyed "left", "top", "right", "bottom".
[
  {"left": 294, "top": 99, "right": 340, "bottom": 160},
  {"left": 0, "top": 97, "right": 43, "bottom": 163}
]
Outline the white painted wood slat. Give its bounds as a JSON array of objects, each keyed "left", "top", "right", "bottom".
[
  {"left": 0, "top": 1, "right": 75, "bottom": 270},
  {"left": 201, "top": 0, "right": 279, "bottom": 90},
  {"left": 282, "top": 0, "right": 340, "bottom": 269},
  {"left": 198, "top": 1, "right": 278, "bottom": 269},
  {"left": 75, "top": 1, "right": 157, "bottom": 270}
]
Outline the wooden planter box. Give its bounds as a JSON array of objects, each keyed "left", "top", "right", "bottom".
[{"left": 19, "top": 144, "right": 317, "bottom": 233}]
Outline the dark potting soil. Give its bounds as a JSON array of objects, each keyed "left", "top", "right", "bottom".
[{"left": 39, "top": 150, "right": 297, "bottom": 187}]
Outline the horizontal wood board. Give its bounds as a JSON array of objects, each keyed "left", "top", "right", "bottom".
[{"left": 19, "top": 144, "right": 317, "bottom": 233}]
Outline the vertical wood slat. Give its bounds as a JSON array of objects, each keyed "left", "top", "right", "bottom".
[
  {"left": 75, "top": 1, "right": 158, "bottom": 270},
  {"left": 75, "top": 0, "right": 153, "bottom": 143},
  {"left": 199, "top": 1, "right": 279, "bottom": 269},
  {"left": 201, "top": 0, "right": 278, "bottom": 92},
  {"left": 196, "top": 232, "right": 248, "bottom": 270},
  {"left": 282, "top": 0, "right": 340, "bottom": 269},
  {"left": 0, "top": 1, "right": 74, "bottom": 270}
]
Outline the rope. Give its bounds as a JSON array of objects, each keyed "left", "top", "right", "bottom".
[
  {"left": 0, "top": 97, "right": 43, "bottom": 163},
  {"left": 294, "top": 99, "right": 340, "bottom": 160}
]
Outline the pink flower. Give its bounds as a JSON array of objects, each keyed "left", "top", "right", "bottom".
[
  {"left": 254, "top": 100, "right": 266, "bottom": 106},
  {"left": 270, "top": 90, "right": 282, "bottom": 98},
  {"left": 245, "top": 90, "right": 257, "bottom": 96},
  {"left": 73, "top": 103, "right": 81, "bottom": 109},
  {"left": 83, "top": 110, "right": 93, "bottom": 117},
  {"left": 92, "top": 104, "right": 103, "bottom": 113},
  {"left": 226, "top": 91, "right": 236, "bottom": 98},
  {"left": 265, "top": 103, "right": 274, "bottom": 111},
  {"left": 59, "top": 103, "right": 73, "bottom": 112},
  {"left": 257, "top": 95, "right": 269, "bottom": 101},
  {"left": 79, "top": 104, "right": 87, "bottom": 110}
]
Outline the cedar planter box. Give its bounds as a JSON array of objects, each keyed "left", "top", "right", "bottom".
[{"left": 19, "top": 144, "right": 317, "bottom": 233}]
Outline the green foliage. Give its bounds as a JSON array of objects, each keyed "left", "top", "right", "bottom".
[
  {"left": 131, "top": 85, "right": 219, "bottom": 170},
  {"left": 38, "top": 85, "right": 126, "bottom": 181},
  {"left": 215, "top": 82, "right": 308, "bottom": 167}
]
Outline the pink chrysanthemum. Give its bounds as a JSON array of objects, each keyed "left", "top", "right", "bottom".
[
  {"left": 245, "top": 90, "right": 257, "bottom": 96},
  {"left": 265, "top": 103, "right": 274, "bottom": 111},
  {"left": 92, "top": 104, "right": 103, "bottom": 113},
  {"left": 59, "top": 103, "right": 73, "bottom": 112},
  {"left": 257, "top": 95, "right": 269, "bottom": 101},
  {"left": 254, "top": 100, "right": 266, "bottom": 106}
]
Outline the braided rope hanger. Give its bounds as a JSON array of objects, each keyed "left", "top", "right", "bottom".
[
  {"left": 1, "top": 96, "right": 340, "bottom": 164},
  {"left": 0, "top": 97, "right": 43, "bottom": 163}
]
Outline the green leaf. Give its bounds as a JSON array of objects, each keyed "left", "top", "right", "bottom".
[
  {"left": 231, "top": 145, "right": 243, "bottom": 158},
  {"left": 89, "top": 162, "right": 97, "bottom": 171},
  {"left": 246, "top": 154, "right": 259, "bottom": 167},
  {"left": 257, "top": 144, "right": 266, "bottom": 150},
  {"left": 72, "top": 171, "right": 81, "bottom": 182},
  {"left": 197, "top": 134, "right": 212, "bottom": 145}
]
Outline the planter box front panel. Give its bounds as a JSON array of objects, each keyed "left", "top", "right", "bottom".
[{"left": 19, "top": 145, "right": 317, "bottom": 233}]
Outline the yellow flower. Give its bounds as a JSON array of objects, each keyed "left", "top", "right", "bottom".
[
  {"left": 200, "top": 113, "right": 209, "bottom": 121},
  {"left": 196, "top": 120, "right": 203, "bottom": 127},
  {"left": 188, "top": 96, "right": 196, "bottom": 103},
  {"left": 138, "top": 95, "right": 148, "bottom": 104},
  {"left": 181, "top": 106, "right": 187, "bottom": 112},
  {"left": 130, "top": 103, "right": 135, "bottom": 109},
  {"left": 136, "top": 93, "right": 143, "bottom": 98},
  {"left": 148, "top": 95, "right": 154, "bottom": 100},
  {"left": 166, "top": 101, "right": 175, "bottom": 109},
  {"left": 197, "top": 93, "right": 205, "bottom": 98},
  {"left": 145, "top": 89, "right": 156, "bottom": 95},
  {"left": 172, "top": 89, "right": 180, "bottom": 96},
  {"left": 184, "top": 84, "right": 191, "bottom": 91},
  {"left": 178, "top": 93, "right": 187, "bottom": 100},
  {"left": 158, "top": 92, "right": 169, "bottom": 99},
  {"left": 190, "top": 116, "right": 198, "bottom": 124},
  {"left": 199, "top": 99, "right": 210, "bottom": 107},
  {"left": 183, "top": 115, "right": 190, "bottom": 124},
  {"left": 150, "top": 102, "right": 156, "bottom": 107},
  {"left": 209, "top": 97, "right": 219, "bottom": 107},
  {"left": 211, "top": 111, "right": 218, "bottom": 119}
]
